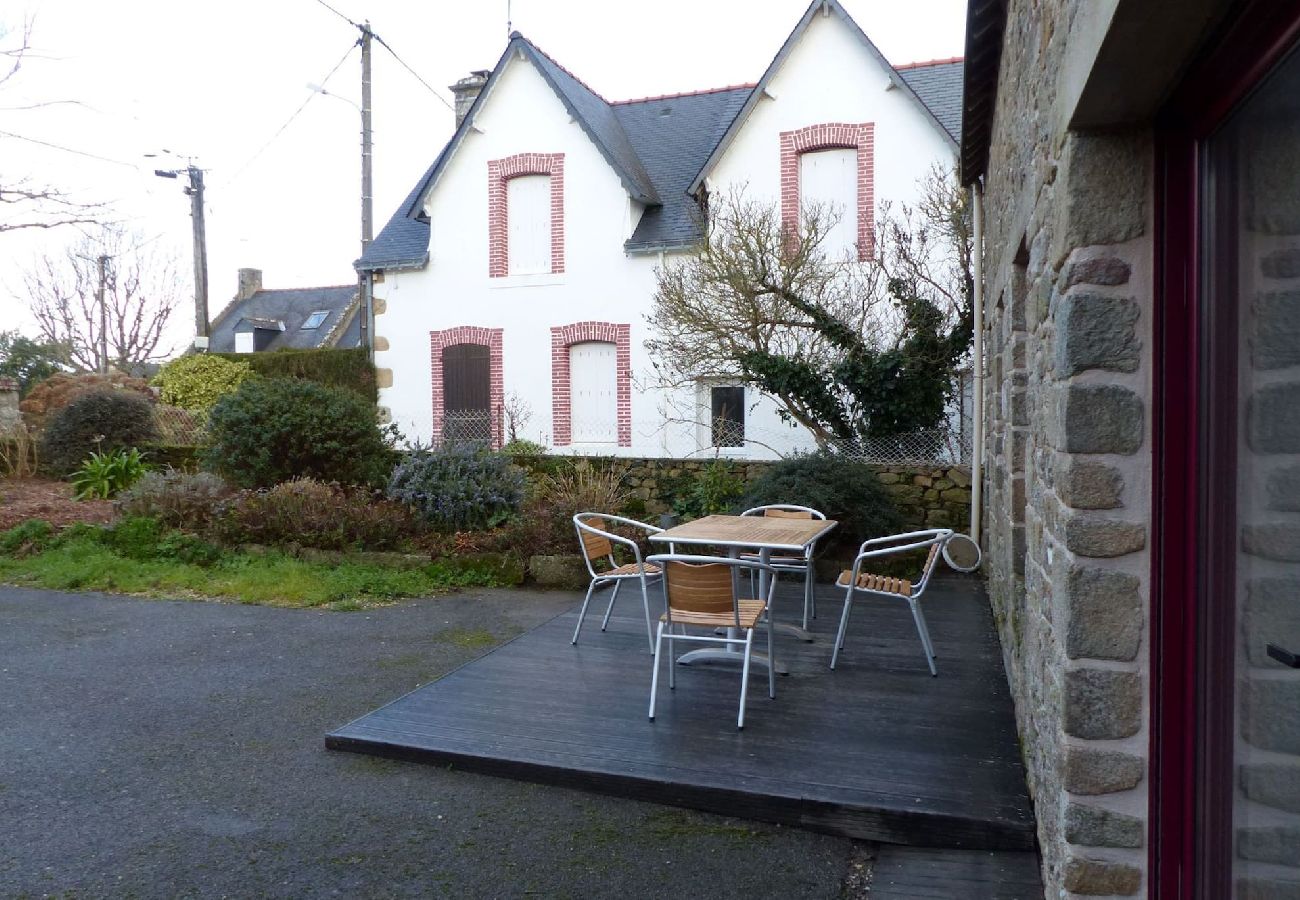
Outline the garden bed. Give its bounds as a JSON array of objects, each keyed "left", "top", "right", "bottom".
[{"left": 0, "top": 478, "right": 114, "bottom": 530}]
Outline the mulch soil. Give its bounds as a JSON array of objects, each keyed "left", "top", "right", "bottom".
[{"left": 0, "top": 477, "right": 115, "bottom": 531}]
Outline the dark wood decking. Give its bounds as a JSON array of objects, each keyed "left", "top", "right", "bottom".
[{"left": 327, "top": 575, "right": 1035, "bottom": 850}]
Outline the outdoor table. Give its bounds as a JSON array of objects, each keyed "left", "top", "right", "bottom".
[{"left": 649, "top": 514, "right": 838, "bottom": 675}]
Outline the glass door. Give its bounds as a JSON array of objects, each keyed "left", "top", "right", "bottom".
[{"left": 1200, "top": 44, "right": 1300, "bottom": 898}]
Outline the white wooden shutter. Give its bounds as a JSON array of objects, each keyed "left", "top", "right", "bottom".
[
  {"left": 569, "top": 341, "right": 617, "bottom": 443},
  {"left": 507, "top": 174, "right": 552, "bottom": 275},
  {"left": 799, "top": 148, "right": 857, "bottom": 258}
]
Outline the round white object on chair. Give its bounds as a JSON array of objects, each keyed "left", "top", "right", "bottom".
[{"left": 942, "top": 533, "right": 982, "bottom": 573}]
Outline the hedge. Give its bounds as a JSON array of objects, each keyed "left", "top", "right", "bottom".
[{"left": 209, "top": 347, "right": 376, "bottom": 402}]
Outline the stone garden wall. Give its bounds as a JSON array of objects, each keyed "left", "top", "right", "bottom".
[{"left": 0, "top": 378, "right": 20, "bottom": 434}]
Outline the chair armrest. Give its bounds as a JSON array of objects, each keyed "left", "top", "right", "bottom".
[
  {"left": 852, "top": 537, "right": 942, "bottom": 564},
  {"left": 597, "top": 513, "right": 663, "bottom": 535},
  {"left": 860, "top": 529, "right": 949, "bottom": 550}
]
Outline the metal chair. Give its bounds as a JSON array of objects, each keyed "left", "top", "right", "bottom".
[
  {"left": 646, "top": 554, "right": 778, "bottom": 730},
  {"left": 572, "top": 513, "right": 666, "bottom": 653},
  {"left": 739, "top": 504, "right": 826, "bottom": 629},
  {"left": 829, "top": 528, "right": 953, "bottom": 676}
]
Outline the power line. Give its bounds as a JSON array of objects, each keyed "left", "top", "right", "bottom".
[
  {"left": 373, "top": 34, "right": 456, "bottom": 114},
  {"left": 225, "top": 43, "right": 356, "bottom": 185},
  {"left": 0, "top": 129, "right": 138, "bottom": 168},
  {"left": 310, "top": 0, "right": 359, "bottom": 28}
]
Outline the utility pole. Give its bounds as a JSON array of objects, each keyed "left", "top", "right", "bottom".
[
  {"left": 358, "top": 21, "right": 374, "bottom": 353},
  {"left": 154, "top": 162, "right": 210, "bottom": 348},
  {"left": 187, "top": 166, "right": 210, "bottom": 341},
  {"left": 96, "top": 254, "right": 109, "bottom": 374}
]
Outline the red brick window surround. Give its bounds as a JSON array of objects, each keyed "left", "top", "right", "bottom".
[
  {"left": 488, "top": 152, "right": 565, "bottom": 277},
  {"left": 429, "top": 326, "right": 504, "bottom": 448},
  {"left": 779, "top": 122, "right": 875, "bottom": 260},
  {"left": 550, "top": 322, "right": 631, "bottom": 448}
]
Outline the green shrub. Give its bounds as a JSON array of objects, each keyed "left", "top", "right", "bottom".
[
  {"left": 502, "top": 438, "right": 547, "bottom": 456},
  {"left": 115, "top": 470, "right": 233, "bottom": 528},
  {"left": 39, "top": 390, "right": 158, "bottom": 477},
  {"left": 203, "top": 377, "right": 390, "bottom": 488},
  {"left": 96, "top": 516, "right": 165, "bottom": 560},
  {"left": 210, "top": 347, "right": 376, "bottom": 402},
  {"left": 737, "top": 452, "right": 902, "bottom": 544},
  {"left": 152, "top": 354, "right": 255, "bottom": 410},
  {"left": 0, "top": 519, "right": 54, "bottom": 555},
  {"left": 387, "top": 443, "right": 525, "bottom": 532},
  {"left": 668, "top": 459, "right": 746, "bottom": 520},
  {"left": 510, "top": 460, "right": 632, "bottom": 554},
  {"left": 210, "top": 478, "right": 418, "bottom": 551},
  {"left": 69, "top": 447, "right": 148, "bottom": 500},
  {"left": 156, "top": 531, "right": 224, "bottom": 567}
]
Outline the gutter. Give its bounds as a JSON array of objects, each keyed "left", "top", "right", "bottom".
[{"left": 970, "top": 179, "right": 985, "bottom": 545}]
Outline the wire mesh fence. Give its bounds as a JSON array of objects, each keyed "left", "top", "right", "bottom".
[
  {"left": 153, "top": 405, "right": 207, "bottom": 446},
  {"left": 827, "top": 427, "right": 972, "bottom": 466},
  {"left": 438, "top": 410, "right": 497, "bottom": 447}
]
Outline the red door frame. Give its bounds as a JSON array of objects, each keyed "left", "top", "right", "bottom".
[{"left": 1152, "top": 4, "right": 1300, "bottom": 896}]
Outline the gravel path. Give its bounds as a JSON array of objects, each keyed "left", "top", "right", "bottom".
[{"left": 0, "top": 586, "right": 857, "bottom": 899}]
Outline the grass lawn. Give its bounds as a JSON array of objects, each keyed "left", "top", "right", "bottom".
[{"left": 0, "top": 535, "right": 509, "bottom": 610}]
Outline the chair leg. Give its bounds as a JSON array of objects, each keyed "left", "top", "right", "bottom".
[
  {"left": 801, "top": 566, "right": 812, "bottom": 630},
  {"left": 738, "top": 629, "right": 754, "bottom": 730},
  {"left": 830, "top": 588, "right": 854, "bottom": 670},
  {"left": 600, "top": 580, "right": 621, "bottom": 631},
  {"left": 648, "top": 621, "right": 664, "bottom": 721},
  {"left": 767, "top": 609, "right": 776, "bottom": 699},
  {"left": 639, "top": 575, "right": 655, "bottom": 654},
  {"left": 909, "top": 599, "right": 938, "bottom": 677},
  {"left": 808, "top": 564, "right": 817, "bottom": 620},
  {"left": 667, "top": 625, "right": 676, "bottom": 690},
  {"left": 571, "top": 579, "right": 599, "bottom": 645}
]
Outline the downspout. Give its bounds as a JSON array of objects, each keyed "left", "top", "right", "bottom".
[{"left": 970, "top": 180, "right": 985, "bottom": 544}]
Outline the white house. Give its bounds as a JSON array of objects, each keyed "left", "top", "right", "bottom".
[{"left": 357, "top": 0, "right": 961, "bottom": 458}]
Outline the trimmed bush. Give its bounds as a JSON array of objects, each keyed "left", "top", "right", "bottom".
[
  {"left": 210, "top": 347, "right": 376, "bottom": 402},
  {"left": 203, "top": 377, "right": 391, "bottom": 488},
  {"left": 20, "top": 371, "right": 153, "bottom": 433},
  {"left": 152, "top": 354, "right": 254, "bottom": 410},
  {"left": 667, "top": 459, "right": 746, "bottom": 520},
  {"left": 388, "top": 443, "right": 525, "bottom": 532},
  {"left": 210, "top": 478, "right": 418, "bottom": 551},
  {"left": 737, "top": 452, "right": 903, "bottom": 544},
  {"left": 115, "top": 470, "right": 233, "bottom": 528},
  {"left": 39, "top": 389, "right": 158, "bottom": 477}
]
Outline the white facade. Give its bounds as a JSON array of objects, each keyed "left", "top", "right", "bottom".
[{"left": 369, "top": 5, "right": 958, "bottom": 459}]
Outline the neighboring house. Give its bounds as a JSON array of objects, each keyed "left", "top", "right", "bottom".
[
  {"left": 208, "top": 268, "right": 360, "bottom": 354},
  {"left": 357, "top": 0, "right": 962, "bottom": 456},
  {"left": 963, "top": 1, "right": 1300, "bottom": 897}
]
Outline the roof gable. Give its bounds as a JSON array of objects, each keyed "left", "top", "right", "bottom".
[{"left": 687, "top": 0, "right": 958, "bottom": 195}]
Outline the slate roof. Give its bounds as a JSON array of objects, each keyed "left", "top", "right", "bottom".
[
  {"left": 208, "top": 285, "right": 359, "bottom": 353},
  {"left": 898, "top": 60, "right": 964, "bottom": 143},
  {"left": 357, "top": 0, "right": 963, "bottom": 268}
]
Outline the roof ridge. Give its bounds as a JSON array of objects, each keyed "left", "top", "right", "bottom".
[
  {"left": 510, "top": 30, "right": 612, "bottom": 104},
  {"left": 251, "top": 284, "right": 355, "bottom": 294},
  {"left": 893, "top": 55, "right": 964, "bottom": 71},
  {"left": 610, "top": 83, "right": 758, "bottom": 106}
]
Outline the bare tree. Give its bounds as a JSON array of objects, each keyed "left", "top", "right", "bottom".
[
  {"left": 0, "top": 19, "right": 107, "bottom": 234},
  {"left": 647, "top": 172, "right": 972, "bottom": 448},
  {"left": 23, "top": 226, "right": 181, "bottom": 373}
]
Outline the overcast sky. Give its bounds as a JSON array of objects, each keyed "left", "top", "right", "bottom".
[{"left": 0, "top": 0, "right": 966, "bottom": 357}]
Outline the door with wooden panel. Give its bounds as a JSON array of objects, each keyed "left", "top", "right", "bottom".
[{"left": 442, "top": 343, "right": 491, "bottom": 444}]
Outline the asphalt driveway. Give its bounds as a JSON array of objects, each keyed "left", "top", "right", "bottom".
[{"left": 0, "top": 587, "right": 856, "bottom": 899}]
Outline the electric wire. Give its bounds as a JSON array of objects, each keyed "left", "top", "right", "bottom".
[
  {"left": 225, "top": 43, "right": 356, "bottom": 185},
  {"left": 310, "top": 0, "right": 360, "bottom": 29},
  {"left": 0, "top": 129, "right": 137, "bottom": 168},
  {"left": 373, "top": 34, "right": 457, "bottom": 114}
]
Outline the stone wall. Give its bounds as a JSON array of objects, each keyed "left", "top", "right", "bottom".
[
  {"left": 980, "top": 2, "right": 1153, "bottom": 895},
  {"left": 513, "top": 454, "right": 971, "bottom": 532},
  {"left": 0, "top": 378, "right": 19, "bottom": 434}
]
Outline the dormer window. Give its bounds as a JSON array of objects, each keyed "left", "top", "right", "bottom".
[{"left": 301, "top": 310, "right": 329, "bottom": 330}]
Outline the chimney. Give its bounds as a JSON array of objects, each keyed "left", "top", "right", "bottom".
[
  {"left": 449, "top": 70, "right": 490, "bottom": 128},
  {"left": 236, "top": 268, "right": 262, "bottom": 301}
]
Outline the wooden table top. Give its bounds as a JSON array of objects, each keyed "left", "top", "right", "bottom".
[{"left": 650, "top": 514, "right": 838, "bottom": 550}]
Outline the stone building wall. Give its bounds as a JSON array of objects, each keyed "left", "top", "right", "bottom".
[
  {"left": 0, "top": 378, "right": 19, "bottom": 434},
  {"left": 980, "top": 1, "right": 1154, "bottom": 895}
]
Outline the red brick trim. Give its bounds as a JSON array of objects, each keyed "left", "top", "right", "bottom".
[
  {"left": 779, "top": 122, "right": 875, "bottom": 260},
  {"left": 429, "top": 325, "right": 504, "bottom": 448},
  {"left": 488, "top": 152, "right": 566, "bottom": 277},
  {"left": 550, "top": 321, "right": 631, "bottom": 447}
]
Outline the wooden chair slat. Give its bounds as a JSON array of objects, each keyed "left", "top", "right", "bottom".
[
  {"left": 763, "top": 508, "right": 814, "bottom": 520},
  {"left": 664, "top": 561, "right": 736, "bottom": 615},
  {"left": 579, "top": 517, "right": 613, "bottom": 560}
]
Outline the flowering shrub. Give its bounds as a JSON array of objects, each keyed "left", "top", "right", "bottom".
[
  {"left": 115, "top": 470, "right": 233, "bottom": 528},
  {"left": 211, "top": 478, "right": 418, "bottom": 551}
]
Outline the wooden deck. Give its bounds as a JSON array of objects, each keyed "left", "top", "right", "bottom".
[{"left": 327, "top": 575, "right": 1035, "bottom": 850}]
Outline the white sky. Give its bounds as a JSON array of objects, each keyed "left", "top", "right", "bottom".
[{"left": 0, "top": 0, "right": 966, "bottom": 356}]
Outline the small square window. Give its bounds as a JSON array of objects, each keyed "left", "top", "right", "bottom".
[{"left": 301, "top": 310, "right": 329, "bottom": 330}]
